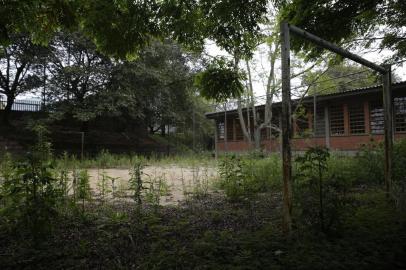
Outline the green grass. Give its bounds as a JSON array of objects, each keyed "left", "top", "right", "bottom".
[
  {"left": 0, "top": 188, "right": 405, "bottom": 269},
  {"left": 53, "top": 150, "right": 218, "bottom": 169},
  {"left": 2, "top": 143, "right": 406, "bottom": 269}
]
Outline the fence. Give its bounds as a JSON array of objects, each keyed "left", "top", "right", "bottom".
[{"left": 0, "top": 97, "right": 42, "bottom": 112}]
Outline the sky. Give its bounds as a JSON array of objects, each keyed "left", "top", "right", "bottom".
[
  {"left": 6, "top": 28, "right": 406, "bottom": 103},
  {"left": 204, "top": 39, "right": 406, "bottom": 99}
]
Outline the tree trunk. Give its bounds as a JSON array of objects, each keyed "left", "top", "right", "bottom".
[
  {"left": 237, "top": 99, "right": 252, "bottom": 145},
  {"left": 81, "top": 121, "right": 89, "bottom": 132},
  {"left": 253, "top": 128, "right": 261, "bottom": 149},
  {"left": 2, "top": 96, "right": 14, "bottom": 126},
  {"left": 160, "top": 125, "right": 166, "bottom": 136}
]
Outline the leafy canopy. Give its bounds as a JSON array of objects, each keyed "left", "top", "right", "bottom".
[
  {"left": 279, "top": 0, "right": 406, "bottom": 60},
  {"left": 195, "top": 57, "right": 246, "bottom": 102},
  {"left": 304, "top": 63, "right": 380, "bottom": 96},
  {"left": 1, "top": 0, "right": 268, "bottom": 59}
]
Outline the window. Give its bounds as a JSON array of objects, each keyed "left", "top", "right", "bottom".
[
  {"left": 314, "top": 106, "right": 325, "bottom": 137},
  {"left": 395, "top": 97, "right": 406, "bottom": 132},
  {"left": 260, "top": 127, "right": 269, "bottom": 140},
  {"left": 330, "top": 105, "right": 345, "bottom": 135},
  {"left": 348, "top": 103, "right": 365, "bottom": 134},
  {"left": 217, "top": 121, "right": 224, "bottom": 140},
  {"left": 226, "top": 118, "right": 234, "bottom": 140},
  {"left": 370, "top": 101, "right": 384, "bottom": 134}
]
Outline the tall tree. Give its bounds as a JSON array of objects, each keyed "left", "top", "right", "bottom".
[
  {"left": 110, "top": 39, "right": 196, "bottom": 135},
  {"left": 0, "top": 34, "right": 44, "bottom": 124},
  {"left": 46, "top": 32, "right": 112, "bottom": 128},
  {"left": 280, "top": 0, "right": 406, "bottom": 61},
  {"left": 304, "top": 63, "right": 380, "bottom": 96}
]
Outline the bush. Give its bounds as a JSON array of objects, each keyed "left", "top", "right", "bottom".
[
  {"left": 352, "top": 139, "right": 406, "bottom": 185},
  {"left": 0, "top": 124, "right": 61, "bottom": 240},
  {"left": 218, "top": 154, "right": 281, "bottom": 201},
  {"left": 295, "top": 147, "right": 352, "bottom": 233},
  {"left": 354, "top": 142, "right": 385, "bottom": 184}
]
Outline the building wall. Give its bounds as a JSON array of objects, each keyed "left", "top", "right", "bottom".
[
  {"left": 217, "top": 134, "right": 406, "bottom": 152},
  {"left": 214, "top": 92, "right": 406, "bottom": 153}
]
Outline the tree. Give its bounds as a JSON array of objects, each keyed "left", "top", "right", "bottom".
[
  {"left": 304, "top": 62, "right": 380, "bottom": 96},
  {"left": 280, "top": 0, "right": 406, "bottom": 61},
  {"left": 0, "top": 34, "right": 44, "bottom": 124},
  {"left": 110, "top": 39, "right": 197, "bottom": 135},
  {"left": 46, "top": 32, "right": 112, "bottom": 128},
  {"left": 1, "top": 0, "right": 268, "bottom": 60},
  {"left": 196, "top": 57, "right": 246, "bottom": 102}
]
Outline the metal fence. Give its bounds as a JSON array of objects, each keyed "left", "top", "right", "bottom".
[{"left": 0, "top": 98, "right": 42, "bottom": 112}]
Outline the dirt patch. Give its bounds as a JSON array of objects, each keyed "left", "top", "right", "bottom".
[{"left": 86, "top": 165, "right": 218, "bottom": 205}]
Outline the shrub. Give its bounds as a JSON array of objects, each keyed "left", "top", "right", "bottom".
[
  {"left": 295, "top": 147, "right": 352, "bottom": 233},
  {"left": 0, "top": 124, "right": 61, "bottom": 240},
  {"left": 218, "top": 154, "right": 281, "bottom": 201},
  {"left": 354, "top": 142, "right": 385, "bottom": 184},
  {"left": 129, "top": 156, "right": 146, "bottom": 206}
]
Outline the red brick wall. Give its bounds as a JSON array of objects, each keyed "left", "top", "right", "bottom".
[{"left": 216, "top": 133, "right": 406, "bottom": 152}]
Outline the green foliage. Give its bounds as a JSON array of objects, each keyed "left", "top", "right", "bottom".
[
  {"left": 218, "top": 154, "right": 281, "bottom": 201},
  {"left": 280, "top": 0, "right": 406, "bottom": 60},
  {"left": 47, "top": 32, "right": 112, "bottom": 124},
  {"left": 0, "top": 34, "right": 46, "bottom": 124},
  {"left": 305, "top": 63, "right": 380, "bottom": 96},
  {"left": 109, "top": 39, "right": 203, "bottom": 134},
  {"left": 76, "top": 169, "right": 91, "bottom": 202},
  {"left": 97, "top": 170, "right": 112, "bottom": 203},
  {"left": 195, "top": 57, "right": 246, "bottom": 102},
  {"left": 1, "top": 0, "right": 267, "bottom": 59},
  {"left": 199, "top": 0, "right": 268, "bottom": 57},
  {"left": 295, "top": 147, "right": 351, "bottom": 233},
  {"left": 145, "top": 174, "right": 169, "bottom": 207},
  {"left": 129, "top": 157, "right": 145, "bottom": 206},
  {"left": 354, "top": 142, "right": 385, "bottom": 184},
  {"left": 0, "top": 124, "right": 60, "bottom": 239},
  {"left": 350, "top": 139, "right": 406, "bottom": 186}
]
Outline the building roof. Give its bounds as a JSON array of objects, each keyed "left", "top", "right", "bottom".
[{"left": 205, "top": 81, "right": 406, "bottom": 119}]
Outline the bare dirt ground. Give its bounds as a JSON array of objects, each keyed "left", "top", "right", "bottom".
[{"left": 87, "top": 165, "right": 218, "bottom": 205}]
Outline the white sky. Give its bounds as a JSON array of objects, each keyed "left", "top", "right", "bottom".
[
  {"left": 204, "top": 40, "right": 406, "bottom": 99},
  {"left": 11, "top": 31, "right": 406, "bottom": 102}
]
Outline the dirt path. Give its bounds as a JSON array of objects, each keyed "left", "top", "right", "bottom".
[{"left": 87, "top": 165, "right": 218, "bottom": 205}]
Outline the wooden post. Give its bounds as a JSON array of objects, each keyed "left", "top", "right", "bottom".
[
  {"left": 42, "top": 63, "right": 46, "bottom": 110},
  {"left": 214, "top": 119, "right": 218, "bottom": 160},
  {"left": 81, "top": 132, "right": 84, "bottom": 161},
  {"left": 313, "top": 95, "right": 317, "bottom": 138},
  {"left": 192, "top": 107, "right": 196, "bottom": 152},
  {"left": 224, "top": 103, "right": 228, "bottom": 152},
  {"left": 281, "top": 21, "right": 293, "bottom": 235},
  {"left": 382, "top": 65, "right": 393, "bottom": 193}
]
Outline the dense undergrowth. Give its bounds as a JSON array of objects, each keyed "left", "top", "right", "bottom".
[
  {"left": 54, "top": 149, "right": 217, "bottom": 169},
  {"left": 1, "top": 126, "right": 406, "bottom": 269}
]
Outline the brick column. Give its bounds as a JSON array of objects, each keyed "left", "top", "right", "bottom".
[
  {"left": 233, "top": 118, "right": 236, "bottom": 141},
  {"left": 324, "top": 106, "right": 330, "bottom": 148},
  {"left": 343, "top": 103, "right": 349, "bottom": 135},
  {"left": 364, "top": 101, "right": 370, "bottom": 134}
]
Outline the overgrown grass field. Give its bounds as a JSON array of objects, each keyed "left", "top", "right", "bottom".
[{"left": 0, "top": 127, "right": 405, "bottom": 269}]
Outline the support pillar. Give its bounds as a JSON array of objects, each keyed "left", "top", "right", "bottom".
[
  {"left": 281, "top": 22, "right": 293, "bottom": 235},
  {"left": 324, "top": 106, "right": 330, "bottom": 149},
  {"left": 382, "top": 65, "right": 393, "bottom": 193}
]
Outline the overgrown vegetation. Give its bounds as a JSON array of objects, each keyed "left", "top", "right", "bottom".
[{"left": 1, "top": 132, "right": 406, "bottom": 269}]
